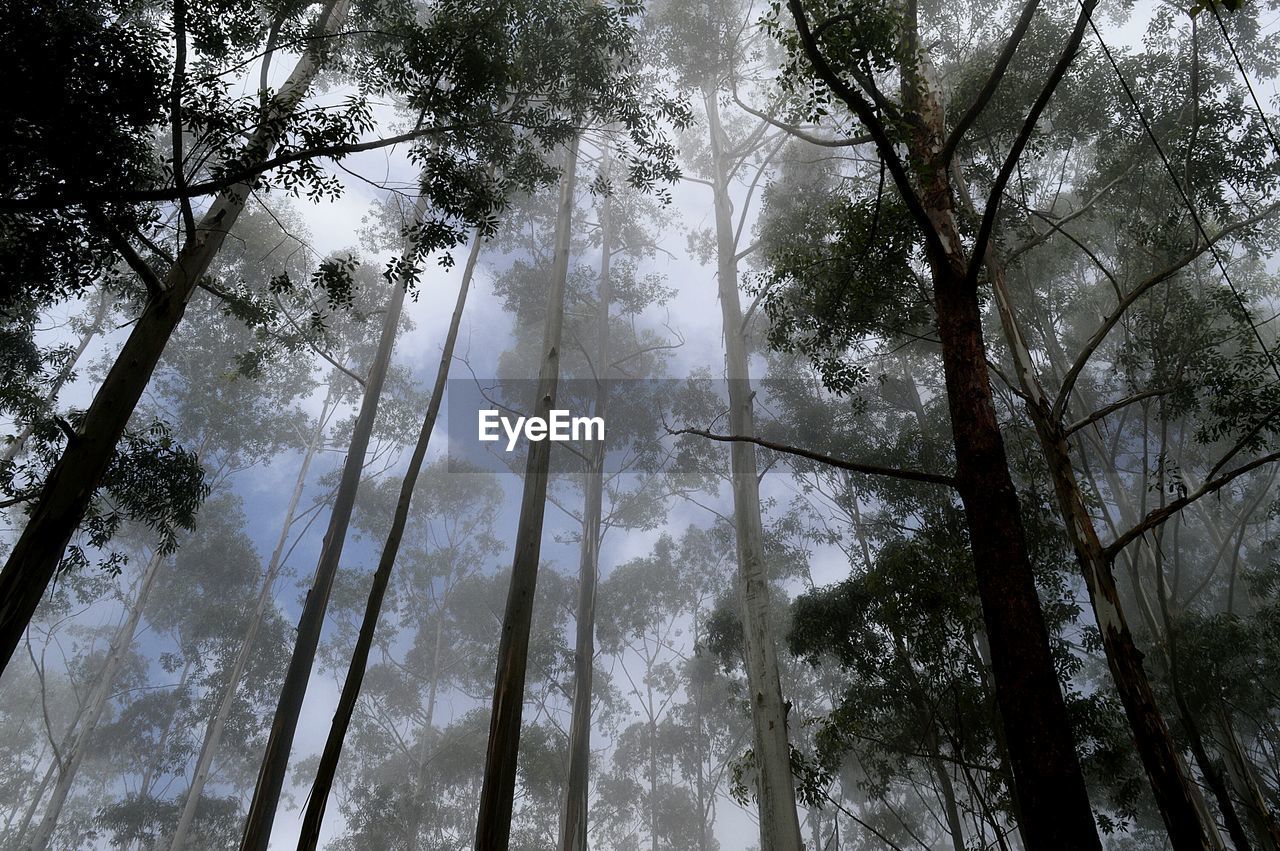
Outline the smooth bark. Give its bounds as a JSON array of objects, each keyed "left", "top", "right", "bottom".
[
  {"left": 474, "top": 135, "right": 580, "bottom": 851},
  {"left": 238, "top": 271, "right": 405, "bottom": 851},
  {"left": 704, "top": 88, "right": 804, "bottom": 851},
  {"left": 559, "top": 157, "right": 613, "bottom": 851},
  {"left": 1215, "top": 707, "right": 1280, "bottom": 851},
  {"left": 294, "top": 226, "right": 484, "bottom": 851}
]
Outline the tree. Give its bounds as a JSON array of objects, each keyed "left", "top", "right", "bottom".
[{"left": 771, "top": 1, "right": 1107, "bottom": 845}]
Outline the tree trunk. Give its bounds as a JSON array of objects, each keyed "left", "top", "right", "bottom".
[
  {"left": 0, "top": 0, "right": 350, "bottom": 677},
  {"left": 474, "top": 135, "right": 580, "bottom": 851},
  {"left": 138, "top": 655, "right": 193, "bottom": 800},
  {"left": 897, "top": 50, "right": 1102, "bottom": 851},
  {"left": 238, "top": 263, "right": 405, "bottom": 851},
  {"left": 1178, "top": 693, "right": 1253, "bottom": 851},
  {"left": 9, "top": 755, "right": 58, "bottom": 848},
  {"left": 167, "top": 387, "right": 333, "bottom": 851},
  {"left": 295, "top": 225, "right": 484, "bottom": 851},
  {"left": 930, "top": 755, "right": 967, "bottom": 851},
  {"left": 405, "top": 605, "right": 448, "bottom": 851},
  {"left": 976, "top": 210, "right": 1214, "bottom": 850},
  {"left": 649, "top": 684, "right": 659, "bottom": 851},
  {"left": 27, "top": 549, "right": 166, "bottom": 851},
  {"left": 559, "top": 150, "right": 614, "bottom": 851},
  {"left": 1216, "top": 706, "right": 1280, "bottom": 851},
  {"left": 704, "top": 89, "right": 804, "bottom": 851}
]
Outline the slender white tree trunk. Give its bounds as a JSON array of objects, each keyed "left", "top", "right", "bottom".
[
  {"left": 167, "top": 389, "right": 332, "bottom": 851},
  {"left": 27, "top": 549, "right": 166, "bottom": 851},
  {"left": 703, "top": 89, "right": 803, "bottom": 851}
]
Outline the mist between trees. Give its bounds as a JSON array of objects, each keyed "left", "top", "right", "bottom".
[{"left": 1, "top": 0, "right": 1280, "bottom": 849}]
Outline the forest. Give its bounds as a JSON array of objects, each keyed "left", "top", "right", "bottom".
[{"left": 2, "top": 0, "right": 1279, "bottom": 848}]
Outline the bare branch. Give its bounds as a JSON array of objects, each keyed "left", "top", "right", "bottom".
[
  {"left": 1064, "top": 387, "right": 1170, "bottom": 436},
  {"left": 730, "top": 86, "right": 872, "bottom": 149},
  {"left": 1003, "top": 166, "right": 1134, "bottom": 262},
  {"left": 966, "top": 0, "right": 1098, "bottom": 287},
  {"left": 1052, "top": 201, "right": 1280, "bottom": 421},
  {"left": 666, "top": 426, "right": 957, "bottom": 487},
  {"left": 1103, "top": 450, "right": 1280, "bottom": 561},
  {"left": 941, "top": 0, "right": 1041, "bottom": 165}
]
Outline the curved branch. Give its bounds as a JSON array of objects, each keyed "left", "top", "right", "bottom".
[
  {"left": 0, "top": 125, "right": 458, "bottom": 211},
  {"left": 1103, "top": 450, "right": 1280, "bottom": 561},
  {"left": 1052, "top": 201, "right": 1280, "bottom": 421},
  {"left": 966, "top": 0, "right": 1098, "bottom": 287},
  {"left": 666, "top": 426, "right": 957, "bottom": 487},
  {"left": 785, "top": 0, "right": 945, "bottom": 263},
  {"left": 1063, "top": 387, "right": 1169, "bottom": 436},
  {"left": 941, "top": 0, "right": 1042, "bottom": 165},
  {"left": 730, "top": 86, "right": 872, "bottom": 149}
]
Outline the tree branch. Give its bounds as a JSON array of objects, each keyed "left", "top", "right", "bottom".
[
  {"left": 666, "top": 426, "right": 957, "bottom": 487},
  {"left": 785, "top": 0, "right": 945, "bottom": 264},
  {"left": 941, "top": 0, "right": 1042, "bottom": 165},
  {"left": 966, "top": 0, "right": 1098, "bottom": 287},
  {"left": 0, "top": 125, "right": 460, "bottom": 211},
  {"left": 1103, "top": 450, "right": 1280, "bottom": 561},
  {"left": 1052, "top": 200, "right": 1280, "bottom": 421},
  {"left": 730, "top": 86, "right": 872, "bottom": 149},
  {"left": 1063, "top": 387, "right": 1169, "bottom": 436},
  {"left": 89, "top": 210, "right": 166, "bottom": 299},
  {"left": 171, "top": 0, "right": 196, "bottom": 240}
]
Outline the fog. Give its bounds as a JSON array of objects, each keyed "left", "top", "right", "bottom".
[{"left": 2, "top": 0, "right": 1279, "bottom": 849}]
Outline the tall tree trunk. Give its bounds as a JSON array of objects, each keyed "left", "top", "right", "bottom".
[
  {"left": 930, "top": 755, "right": 967, "bottom": 851},
  {"left": 167, "top": 388, "right": 333, "bottom": 851},
  {"left": 138, "top": 655, "right": 194, "bottom": 801},
  {"left": 0, "top": 0, "right": 350, "bottom": 677},
  {"left": 895, "top": 42, "right": 1102, "bottom": 851},
  {"left": 975, "top": 202, "right": 1214, "bottom": 850},
  {"left": 1178, "top": 693, "right": 1253, "bottom": 851},
  {"left": 1160, "top": 557, "right": 1253, "bottom": 851},
  {"left": 649, "top": 681, "right": 659, "bottom": 851},
  {"left": 405, "top": 604, "right": 448, "bottom": 851},
  {"left": 27, "top": 549, "right": 166, "bottom": 851},
  {"left": 559, "top": 151, "right": 614, "bottom": 851},
  {"left": 704, "top": 89, "right": 804, "bottom": 851},
  {"left": 238, "top": 265, "right": 405, "bottom": 851},
  {"left": 1215, "top": 706, "right": 1280, "bottom": 851},
  {"left": 474, "top": 135, "right": 580, "bottom": 851},
  {"left": 295, "top": 225, "right": 484, "bottom": 851}
]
